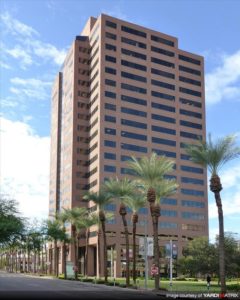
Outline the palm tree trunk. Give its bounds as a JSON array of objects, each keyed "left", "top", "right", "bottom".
[
  {"left": 27, "top": 248, "right": 30, "bottom": 273},
  {"left": 63, "top": 242, "right": 67, "bottom": 279},
  {"left": 85, "top": 229, "right": 89, "bottom": 276},
  {"left": 132, "top": 220, "right": 137, "bottom": 285},
  {"left": 121, "top": 215, "right": 130, "bottom": 287},
  {"left": 41, "top": 242, "right": 44, "bottom": 274},
  {"left": 152, "top": 214, "right": 160, "bottom": 290},
  {"left": 74, "top": 234, "right": 78, "bottom": 280},
  {"left": 215, "top": 190, "right": 226, "bottom": 293},
  {"left": 210, "top": 175, "right": 226, "bottom": 293},
  {"left": 97, "top": 230, "right": 101, "bottom": 277},
  {"left": 54, "top": 239, "right": 57, "bottom": 276},
  {"left": 101, "top": 221, "right": 108, "bottom": 283}
]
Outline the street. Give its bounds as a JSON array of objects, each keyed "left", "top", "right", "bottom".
[{"left": 0, "top": 271, "right": 161, "bottom": 299}]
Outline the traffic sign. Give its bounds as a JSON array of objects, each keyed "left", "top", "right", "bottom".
[{"left": 150, "top": 264, "right": 159, "bottom": 276}]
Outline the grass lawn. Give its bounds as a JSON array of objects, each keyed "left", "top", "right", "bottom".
[
  {"left": 105, "top": 277, "right": 240, "bottom": 292},
  {"left": 57, "top": 274, "right": 240, "bottom": 292}
]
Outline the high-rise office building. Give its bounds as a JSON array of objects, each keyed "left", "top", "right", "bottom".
[{"left": 49, "top": 14, "right": 208, "bottom": 277}]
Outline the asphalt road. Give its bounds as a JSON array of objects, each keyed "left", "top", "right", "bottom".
[{"left": 0, "top": 271, "right": 161, "bottom": 299}]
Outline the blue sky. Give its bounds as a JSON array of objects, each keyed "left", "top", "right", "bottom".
[{"left": 1, "top": 0, "right": 240, "bottom": 242}]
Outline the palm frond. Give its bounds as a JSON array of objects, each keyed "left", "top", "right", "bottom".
[
  {"left": 103, "top": 177, "right": 136, "bottom": 201},
  {"left": 185, "top": 134, "right": 240, "bottom": 175},
  {"left": 83, "top": 190, "right": 112, "bottom": 210},
  {"left": 155, "top": 179, "right": 179, "bottom": 203},
  {"left": 127, "top": 152, "right": 175, "bottom": 188},
  {"left": 123, "top": 191, "right": 146, "bottom": 213}
]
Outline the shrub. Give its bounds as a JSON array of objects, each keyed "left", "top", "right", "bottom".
[
  {"left": 81, "top": 278, "right": 94, "bottom": 282},
  {"left": 175, "top": 277, "right": 186, "bottom": 281},
  {"left": 95, "top": 279, "right": 105, "bottom": 284}
]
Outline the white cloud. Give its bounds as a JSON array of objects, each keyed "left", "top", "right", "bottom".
[
  {"left": 0, "top": 97, "right": 19, "bottom": 108},
  {"left": 0, "top": 11, "right": 39, "bottom": 37},
  {"left": 10, "top": 77, "right": 52, "bottom": 100},
  {"left": 1, "top": 12, "right": 67, "bottom": 67},
  {"left": 205, "top": 50, "right": 240, "bottom": 105},
  {"left": 209, "top": 227, "right": 219, "bottom": 243},
  {"left": 31, "top": 40, "right": 67, "bottom": 65},
  {"left": 6, "top": 45, "right": 33, "bottom": 68},
  {"left": 208, "top": 161, "right": 240, "bottom": 219},
  {"left": 0, "top": 60, "right": 11, "bottom": 69},
  {"left": 0, "top": 117, "right": 50, "bottom": 220}
]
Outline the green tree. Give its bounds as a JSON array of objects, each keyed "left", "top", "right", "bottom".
[
  {"left": 80, "top": 213, "right": 98, "bottom": 276},
  {"left": 123, "top": 191, "right": 145, "bottom": 285},
  {"left": 215, "top": 233, "right": 240, "bottom": 278},
  {"left": 83, "top": 191, "right": 112, "bottom": 282},
  {"left": 185, "top": 134, "right": 240, "bottom": 293},
  {"left": 103, "top": 178, "right": 136, "bottom": 287},
  {"left": 179, "top": 237, "right": 217, "bottom": 277},
  {"left": 0, "top": 197, "right": 25, "bottom": 245},
  {"left": 128, "top": 153, "right": 176, "bottom": 290}
]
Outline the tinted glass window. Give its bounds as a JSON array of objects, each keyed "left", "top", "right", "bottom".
[
  {"left": 104, "top": 140, "right": 116, "bottom": 147},
  {"left": 152, "top": 125, "right": 176, "bottom": 135},
  {"left": 121, "top": 95, "right": 147, "bottom": 106},
  {"left": 179, "top": 54, "right": 201, "bottom": 65},
  {"left": 104, "top": 152, "right": 116, "bottom": 160},
  {"left": 121, "top": 83, "right": 147, "bottom": 94},
  {"left": 179, "top": 87, "right": 201, "bottom": 97},
  {"left": 151, "top": 90, "right": 175, "bottom": 101},
  {"left": 152, "top": 148, "right": 176, "bottom": 158},
  {"left": 151, "top": 35, "right": 174, "bottom": 46},
  {"left": 121, "top": 25, "right": 146, "bottom": 38},
  {"left": 121, "top": 119, "right": 147, "bottom": 129},
  {"left": 151, "top": 68, "right": 175, "bottom": 79},
  {"left": 151, "top": 46, "right": 175, "bottom": 57},
  {"left": 179, "top": 65, "right": 201, "bottom": 76},
  {"left": 122, "top": 71, "right": 146, "bottom": 82},
  {"left": 121, "top": 130, "right": 147, "bottom": 141},
  {"left": 106, "top": 20, "right": 117, "bottom": 29},
  {"left": 121, "top": 59, "right": 147, "bottom": 71},
  {"left": 152, "top": 137, "right": 176, "bottom": 147},
  {"left": 122, "top": 48, "right": 146, "bottom": 60},
  {"left": 121, "top": 143, "right": 147, "bottom": 153},
  {"left": 151, "top": 102, "right": 175, "bottom": 112},
  {"left": 151, "top": 57, "right": 175, "bottom": 68},
  {"left": 152, "top": 113, "right": 176, "bottom": 123},
  {"left": 121, "top": 36, "right": 146, "bottom": 48},
  {"left": 121, "top": 106, "right": 147, "bottom": 117}
]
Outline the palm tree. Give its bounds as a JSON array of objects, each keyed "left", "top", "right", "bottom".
[
  {"left": 128, "top": 153, "right": 176, "bottom": 290},
  {"left": 62, "top": 207, "right": 88, "bottom": 280},
  {"left": 103, "top": 177, "right": 136, "bottom": 287},
  {"left": 80, "top": 213, "right": 98, "bottom": 276},
  {"left": 46, "top": 219, "right": 66, "bottom": 277},
  {"left": 185, "top": 134, "right": 240, "bottom": 293},
  {"left": 123, "top": 191, "right": 145, "bottom": 286},
  {"left": 83, "top": 191, "right": 112, "bottom": 283},
  {"left": 55, "top": 212, "right": 70, "bottom": 279}
]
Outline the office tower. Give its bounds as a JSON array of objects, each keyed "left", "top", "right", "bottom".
[{"left": 49, "top": 14, "right": 208, "bottom": 277}]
